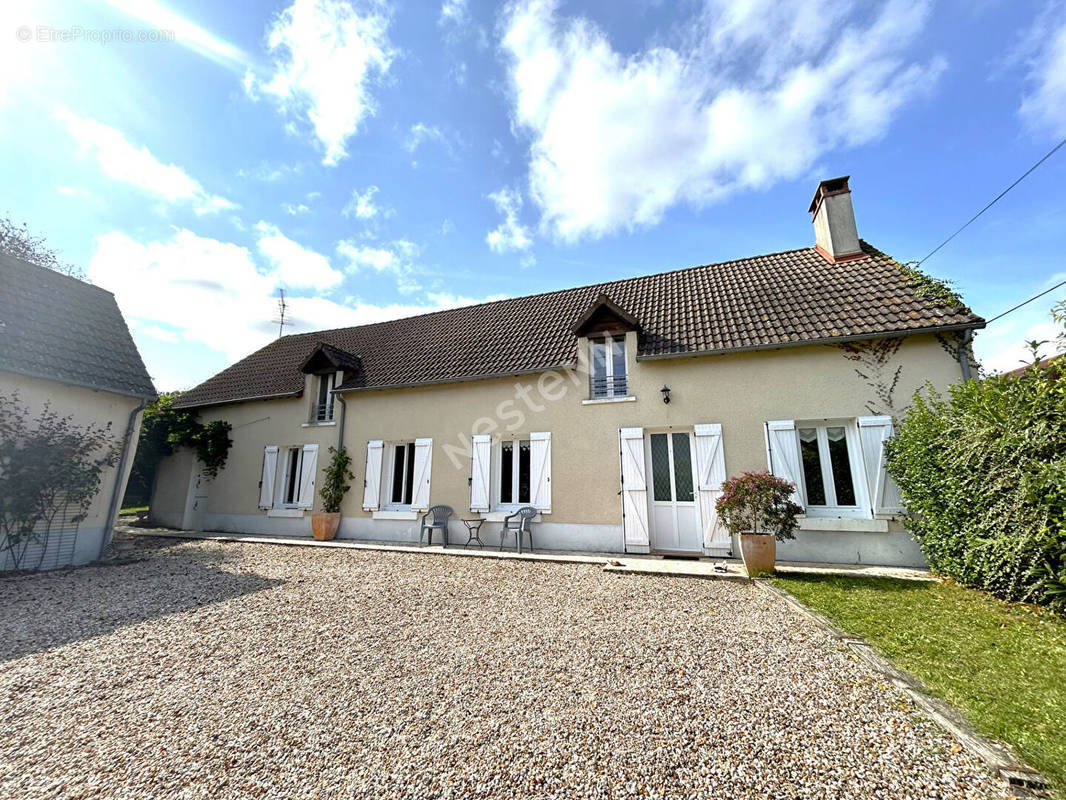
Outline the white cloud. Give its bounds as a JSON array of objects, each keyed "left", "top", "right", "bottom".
[
  {"left": 89, "top": 228, "right": 500, "bottom": 384},
  {"left": 486, "top": 187, "right": 533, "bottom": 253},
  {"left": 56, "top": 108, "right": 236, "bottom": 215},
  {"left": 103, "top": 0, "right": 249, "bottom": 71},
  {"left": 404, "top": 122, "right": 450, "bottom": 154},
  {"left": 500, "top": 0, "right": 942, "bottom": 241},
  {"left": 343, "top": 184, "right": 388, "bottom": 219},
  {"left": 254, "top": 221, "right": 343, "bottom": 289},
  {"left": 1018, "top": 2, "right": 1066, "bottom": 138},
  {"left": 142, "top": 324, "right": 181, "bottom": 344},
  {"left": 251, "top": 0, "right": 393, "bottom": 166},
  {"left": 337, "top": 237, "right": 423, "bottom": 293},
  {"left": 439, "top": 0, "right": 468, "bottom": 28},
  {"left": 283, "top": 202, "right": 310, "bottom": 215}
]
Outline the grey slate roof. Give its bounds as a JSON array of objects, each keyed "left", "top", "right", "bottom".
[
  {"left": 173, "top": 242, "right": 983, "bottom": 409},
  {"left": 0, "top": 252, "right": 156, "bottom": 399}
]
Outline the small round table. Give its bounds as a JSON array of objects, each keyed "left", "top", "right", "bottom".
[{"left": 460, "top": 519, "right": 486, "bottom": 547}]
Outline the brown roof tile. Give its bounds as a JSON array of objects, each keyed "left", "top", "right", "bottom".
[{"left": 173, "top": 242, "right": 983, "bottom": 409}]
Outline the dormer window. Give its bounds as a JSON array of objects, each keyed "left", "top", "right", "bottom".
[
  {"left": 314, "top": 373, "right": 335, "bottom": 422},
  {"left": 571, "top": 294, "right": 639, "bottom": 403},
  {"left": 590, "top": 335, "right": 627, "bottom": 399}
]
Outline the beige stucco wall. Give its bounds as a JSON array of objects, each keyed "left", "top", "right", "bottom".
[
  {"left": 0, "top": 370, "right": 143, "bottom": 566},
  {"left": 182, "top": 333, "right": 961, "bottom": 530}
]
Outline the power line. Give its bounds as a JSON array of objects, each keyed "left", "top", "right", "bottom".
[
  {"left": 985, "top": 277, "right": 1066, "bottom": 325},
  {"left": 916, "top": 136, "right": 1066, "bottom": 267}
]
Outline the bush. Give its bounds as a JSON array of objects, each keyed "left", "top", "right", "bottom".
[
  {"left": 319, "top": 446, "right": 354, "bottom": 514},
  {"left": 716, "top": 470, "right": 803, "bottom": 541},
  {"left": 886, "top": 359, "right": 1066, "bottom": 613}
]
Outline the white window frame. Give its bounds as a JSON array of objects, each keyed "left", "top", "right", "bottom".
[
  {"left": 312, "top": 372, "right": 336, "bottom": 423},
  {"left": 794, "top": 419, "right": 869, "bottom": 519},
  {"left": 493, "top": 436, "right": 532, "bottom": 511},
  {"left": 589, "top": 334, "right": 628, "bottom": 399},
  {"left": 275, "top": 446, "right": 305, "bottom": 509},
  {"left": 382, "top": 441, "right": 417, "bottom": 510}
]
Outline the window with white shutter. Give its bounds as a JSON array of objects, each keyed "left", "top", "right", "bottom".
[
  {"left": 857, "top": 416, "right": 904, "bottom": 516},
  {"left": 297, "top": 444, "right": 318, "bottom": 508},
  {"left": 362, "top": 440, "right": 384, "bottom": 511},
  {"left": 529, "top": 432, "right": 551, "bottom": 513},
  {"left": 410, "top": 438, "right": 433, "bottom": 511},
  {"left": 767, "top": 419, "right": 871, "bottom": 518},
  {"left": 259, "top": 446, "right": 279, "bottom": 509},
  {"left": 470, "top": 434, "right": 491, "bottom": 512}
]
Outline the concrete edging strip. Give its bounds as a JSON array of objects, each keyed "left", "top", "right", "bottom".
[{"left": 755, "top": 579, "right": 1051, "bottom": 797}]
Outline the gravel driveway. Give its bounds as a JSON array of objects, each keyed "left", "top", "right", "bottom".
[{"left": 1, "top": 537, "right": 1011, "bottom": 799}]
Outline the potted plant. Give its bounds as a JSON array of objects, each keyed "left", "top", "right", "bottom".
[
  {"left": 312, "top": 445, "right": 353, "bottom": 541},
  {"left": 715, "top": 470, "right": 803, "bottom": 577}
]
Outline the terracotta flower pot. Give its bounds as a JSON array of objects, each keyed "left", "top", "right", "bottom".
[
  {"left": 739, "top": 532, "right": 776, "bottom": 577},
  {"left": 311, "top": 512, "right": 341, "bottom": 541}
]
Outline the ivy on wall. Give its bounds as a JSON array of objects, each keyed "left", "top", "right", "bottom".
[
  {"left": 123, "top": 394, "right": 232, "bottom": 507},
  {"left": 836, "top": 337, "right": 905, "bottom": 416}
]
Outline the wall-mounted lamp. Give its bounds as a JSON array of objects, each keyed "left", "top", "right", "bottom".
[{"left": 660, "top": 385, "right": 671, "bottom": 404}]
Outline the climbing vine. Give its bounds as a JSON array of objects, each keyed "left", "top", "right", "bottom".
[
  {"left": 836, "top": 337, "right": 904, "bottom": 416},
  {"left": 123, "top": 394, "right": 232, "bottom": 506},
  {"left": 896, "top": 261, "right": 965, "bottom": 308}
]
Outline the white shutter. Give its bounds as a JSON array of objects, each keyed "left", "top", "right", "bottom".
[
  {"left": 529, "top": 432, "right": 551, "bottom": 512},
  {"left": 694, "top": 424, "right": 730, "bottom": 552},
  {"left": 297, "top": 444, "right": 318, "bottom": 508},
  {"left": 410, "top": 438, "right": 433, "bottom": 510},
  {"left": 766, "top": 420, "right": 804, "bottom": 506},
  {"left": 469, "top": 434, "right": 491, "bottom": 512},
  {"left": 858, "top": 416, "right": 904, "bottom": 515},
  {"left": 258, "top": 446, "right": 279, "bottom": 509},
  {"left": 362, "top": 440, "right": 383, "bottom": 511},
  {"left": 619, "top": 427, "right": 650, "bottom": 551}
]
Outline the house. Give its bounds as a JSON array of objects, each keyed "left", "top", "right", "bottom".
[
  {"left": 0, "top": 252, "right": 156, "bottom": 569},
  {"left": 152, "top": 178, "right": 983, "bottom": 567}
]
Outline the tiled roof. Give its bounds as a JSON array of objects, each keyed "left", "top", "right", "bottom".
[
  {"left": 0, "top": 252, "right": 156, "bottom": 399},
  {"left": 173, "top": 242, "right": 983, "bottom": 409}
]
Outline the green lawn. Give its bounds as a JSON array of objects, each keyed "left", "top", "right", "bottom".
[
  {"left": 119, "top": 505, "right": 148, "bottom": 515},
  {"left": 771, "top": 574, "right": 1066, "bottom": 793}
]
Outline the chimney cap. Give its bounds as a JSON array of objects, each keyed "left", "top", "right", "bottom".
[{"left": 809, "top": 175, "right": 851, "bottom": 215}]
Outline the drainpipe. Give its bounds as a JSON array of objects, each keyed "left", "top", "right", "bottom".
[
  {"left": 957, "top": 329, "right": 974, "bottom": 381},
  {"left": 99, "top": 397, "right": 148, "bottom": 559},
  {"left": 335, "top": 393, "right": 347, "bottom": 450}
]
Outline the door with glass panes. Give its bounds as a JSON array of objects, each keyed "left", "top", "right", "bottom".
[{"left": 645, "top": 431, "right": 700, "bottom": 552}]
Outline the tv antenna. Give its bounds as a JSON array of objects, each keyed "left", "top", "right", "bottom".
[{"left": 274, "top": 287, "right": 289, "bottom": 338}]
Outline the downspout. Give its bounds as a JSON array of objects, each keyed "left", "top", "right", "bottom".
[
  {"left": 99, "top": 397, "right": 148, "bottom": 559},
  {"left": 957, "top": 329, "right": 974, "bottom": 381},
  {"left": 335, "top": 393, "right": 347, "bottom": 450}
]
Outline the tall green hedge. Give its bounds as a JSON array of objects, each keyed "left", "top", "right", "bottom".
[{"left": 886, "top": 361, "right": 1065, "bottom": 612}]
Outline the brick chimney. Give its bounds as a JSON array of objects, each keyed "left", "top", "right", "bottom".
[{"left": 809, "top": 176, "right": 863, "bottom": 263}]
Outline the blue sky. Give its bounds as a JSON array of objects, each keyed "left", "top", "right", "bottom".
[{"left": 2, "top": 0, "right": 1065, "bottom": 391}]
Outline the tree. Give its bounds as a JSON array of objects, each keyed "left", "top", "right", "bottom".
[{"left": 0, "top": 215, "right": 84, "bottom": 278}]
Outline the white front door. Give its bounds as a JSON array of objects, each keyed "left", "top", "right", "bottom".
[{"left": 645, "top": 431, "right": 701, "bottom": 553}]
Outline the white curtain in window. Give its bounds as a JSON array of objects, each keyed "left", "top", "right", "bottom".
[
  {"left": 362, "top": 440, "right": 383, "bottom": 511},
  {"left": 259, "top": 446, "right": 279, "bottom": 509}
]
